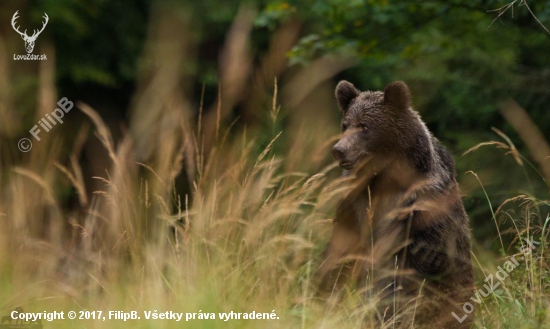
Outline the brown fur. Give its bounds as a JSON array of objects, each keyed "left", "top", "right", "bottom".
[{"left": 318, "top": 81, "right": 474, "bottom": 328}]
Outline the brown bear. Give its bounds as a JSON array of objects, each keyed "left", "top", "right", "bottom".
[{"left": 317, "top": 81, "right": 474, "bottom": 328}]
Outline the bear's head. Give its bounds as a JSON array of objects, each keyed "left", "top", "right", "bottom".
[{"left": 332, "top": 80, "right": 413, "bottom": 169}]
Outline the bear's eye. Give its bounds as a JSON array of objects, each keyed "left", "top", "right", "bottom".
[
  {"left": 358, "top": 124, "right": 368, "bottom": 131},
  {"left": 342, "top": 123, "right": 349, "bottom": 131}
]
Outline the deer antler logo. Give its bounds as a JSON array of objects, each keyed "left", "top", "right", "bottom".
[{"left": 11, "top": 11, "right": 49, "bottom": 54}]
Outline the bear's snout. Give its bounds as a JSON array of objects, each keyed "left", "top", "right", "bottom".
[
  {"left": 332, "top": 138, "right": 363, "bottom": 169},
  {"left": 332, "top": 144, "right": 346, "bottom": 162}
]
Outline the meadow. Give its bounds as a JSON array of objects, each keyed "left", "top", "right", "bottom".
[
  {"left": 1, "top": 1, "right": 549, "bottom": 328},
  {"left": 1, "top": 87, "right": 549, "bottom": 328}
]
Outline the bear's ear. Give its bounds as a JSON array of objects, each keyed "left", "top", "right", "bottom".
[
  {"left": 383, "top": 81, "right": 410, "bottom": 110},
  {"left": 335, "top": 80, "right": 359, "bottom": 112}
]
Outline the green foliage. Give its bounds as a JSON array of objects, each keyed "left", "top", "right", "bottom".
[{"left": 36, "top": 0, "right": 150, "bottom": 87}]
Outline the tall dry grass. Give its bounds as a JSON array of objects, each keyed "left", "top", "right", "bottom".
[
  {"left": 0, "top": 79, "right": 363, "bottom": 328},
  {"left": 1, "top": 85, "right": 549, "bottom": 328}
]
